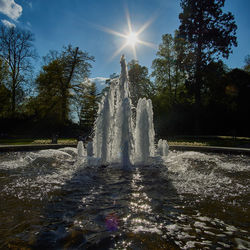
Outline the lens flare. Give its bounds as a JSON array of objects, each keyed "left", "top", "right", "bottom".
[
  {"left": 126, "top": 32, "right": 138, "bottom": 47},
  {"left": 97, "top": 8, "right": 157, "bottom": 60}
]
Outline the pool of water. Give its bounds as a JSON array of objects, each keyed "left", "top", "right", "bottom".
[{"left": 0, "top": 148, "right": 249, "bottom": 249}]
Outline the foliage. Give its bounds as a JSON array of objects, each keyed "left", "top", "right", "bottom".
[
  {"left": 223, "top": 68, "right": 250, "bottom": 135},
  {"left": 0, "top": 84, "right": 11, "bottom": 117},
  {"left": 1, "top": 5, "right": 250, "bottom": 138},
  {"left": 0, "top": 57, "right": 8, "bottom": 86},
  {"left": 73, "top": 79, "right": 98, "bottom": 133},
  {"left": 36, "top": 45, "right": 95, "bottom": 127},
  {"left": 152, "top": 31, "right": 193, "bottom": 105},
  {"left": 127, "top": 60, "right": 153, "bottom": 106},
  {"left": 179, "top": 0, "right": 237, "bottom": 106}
]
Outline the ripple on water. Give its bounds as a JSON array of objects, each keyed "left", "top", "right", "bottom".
[{"left": 0, "top": 149, "right": 249, "bottom": 249}]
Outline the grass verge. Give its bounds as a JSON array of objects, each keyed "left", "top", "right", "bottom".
[
  {"left": 0, "top": 136, "right": 249, "bottom": 148},
  {"left": 0, "top": 138, "right": 76, "bottom": 145}
]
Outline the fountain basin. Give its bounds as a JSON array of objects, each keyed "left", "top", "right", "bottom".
[{"left": 0, "top": 148, "right": 249, "bottom": 249}]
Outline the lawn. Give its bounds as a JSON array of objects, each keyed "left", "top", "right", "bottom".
[
  {"left": 0, "top": 136, "right": 250, "bottom": 148},
  {"left": 167, "top": 136, "right": 250, "bottom": 148},
  {"left": 0, "top": 138, "right": 76, "bottom": 145}
]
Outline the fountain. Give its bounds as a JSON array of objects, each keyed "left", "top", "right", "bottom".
[
  {"left": 1, "top": 55, "right": 249, "bottom": 249},
  {"left": 79, "top": 55, "right": 166, "bottom": 167}
]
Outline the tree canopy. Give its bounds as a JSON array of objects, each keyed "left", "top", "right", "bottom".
[
  {"left": 128, "top": 59, "right": 153, "bottom": 106},
  {"left": 36, "top": 45, "right": 95, "bottom": 127},
  {"left": 179, "top": 0, "right": 237, "bottom": 106}
]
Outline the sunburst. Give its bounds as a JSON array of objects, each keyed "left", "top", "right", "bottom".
[{"left": 98, "top": 8, "right": 156, "bottom": 60}]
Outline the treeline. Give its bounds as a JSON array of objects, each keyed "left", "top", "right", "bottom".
[
  {"left": 116, "top": 0, "right": 250, "bottom": 137},
  {"left": 0, "top": 0, "right": 250, "bottom": 138},
  {"left": 0, "top": 25, "right": 97, "bottom": 138}
]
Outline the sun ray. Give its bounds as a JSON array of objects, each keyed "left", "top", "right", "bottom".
[
  {"left": 97, "top": 25, "right": 127, "bottom": 39},
  {"left": 109, "top": 43, "right": 128, "bottom": 62},
  {"left": 132, "top": 44, "right": 137, "bottom": 59},
  {"left": 98, "top": 8, "right": 156, "bottom": 61},
  {"left": 136, "top": 15, "right": 156, "bottom": 36},
  {"left": 125, "top": 6, "right": 133, "bottom": 33},
  {"left": 137, "top": 39, "right": 157, "bottom": 49}
]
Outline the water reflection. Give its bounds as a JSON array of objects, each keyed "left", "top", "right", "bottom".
[
  {"left": 0, "top": 150, "right": 249, "bottom": 249},
  {"left": 33, "top": 165, "right": 133, "bottom": 249}
]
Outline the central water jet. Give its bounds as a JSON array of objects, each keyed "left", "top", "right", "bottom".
[{"left": 79, "top": 55, "right": 168, "bottom": 167}]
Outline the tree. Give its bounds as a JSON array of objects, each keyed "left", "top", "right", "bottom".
[
  {"left": 0, "top": 57, "right": 10, "bottom": 116},
  {"left": 202, "top": 60, "right": 229, "bottom": 105},
  {"left": 36, "top": 45, "right": 95, "bottom": 125},
  {"left": 0, "top": 84, "right": 11, "bottom": 117},
  {"left": 0, "top": 57, "right": 8, "bottom": 86},
  {"left": 78, "top": 80, "right": 98, "bottom": 133},
  {"left": 152, "top": 31, "right": 192, "bottom": 104},
  {"left": 224, "top": 68, "right": 250, "bottom": 135},
  {"left": 244, "top": 55, "right": 250, "bottom": 73},
  {"left": 179, "top": 0, "right": 237, "bottom": 107},
  {"left": 152, "top": 34, "right": 174, "bottom": 96},
  {"left": 127, "top": 59, "right": 153, "bottom": 106},
  {"left": 36, "top": 59, "right": 64, "bottom": 125},
  {"left": 0, "top": 25, "right": 37, "bottom": 115}
]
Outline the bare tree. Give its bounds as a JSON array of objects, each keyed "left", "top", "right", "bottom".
[{"left": 0, "top": 25, "right": 37, "bottom": 115}]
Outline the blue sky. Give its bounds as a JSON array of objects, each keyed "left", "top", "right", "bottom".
[{"left": 0, "top": 0, "right": 250, "bottom": 87}]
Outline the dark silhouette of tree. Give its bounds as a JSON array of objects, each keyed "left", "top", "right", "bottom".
[
  {"left": 179, "top": 0, "right": 237, "bottom": 107},
  {"left": 224, "top": 68, "right": 250, "bottom": 135},
  {"left": 0, "top": 25, "right": 37, "bottom": 115},
  {"left": 0, "top": 85, "right": 11, "bottom": 117}
]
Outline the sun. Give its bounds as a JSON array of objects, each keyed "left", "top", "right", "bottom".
[
  {"left": 98, "top": 8, "right": 156, "bottom": 60},
  {"left": 126, "top": 32, "right": 138, "bottom": 47}
]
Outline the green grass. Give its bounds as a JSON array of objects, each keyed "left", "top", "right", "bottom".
[
  {"left": 167, "top": 136, "right": 250, "bottom": 148},
  {"left": 0, "top": 139, "right": 35, "bottom": 145},
  {"left": 1, "top": 136, "right": 250, "bottom": 148},
  {"left": 0, "top": 138, "right": 76, "bottom": 145}
]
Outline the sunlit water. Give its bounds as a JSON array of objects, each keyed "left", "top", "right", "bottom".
[{"left": 0, "top": 148, "right": 249, "bottom": 249}]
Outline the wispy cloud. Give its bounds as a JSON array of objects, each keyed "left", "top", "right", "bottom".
[
  {"left": 0, "top": 0, "right": 22, "bottom": 20},
  {"left": 89, "top": 77, "right": 109, "bottom": 93},
  {"left": 1, "top": 19, "right": 16, "bottom": 28},
  {"left": 90, "top": 77, "right": 109, "bottom": 85}
]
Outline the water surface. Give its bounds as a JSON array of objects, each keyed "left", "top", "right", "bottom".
[{"left": 0, "top": 149, "right": 249, "bottom": 249}]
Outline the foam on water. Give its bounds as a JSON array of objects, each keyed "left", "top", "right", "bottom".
[
  {"left": 0, "top": 148, "right": 249, "bottom": 249},
  {"left": 1, "top": 57, "right": 249, "bottom": 248},
  {"left": 164, "top": 151, "right": 249, "bottom": 202},
  {"left": 1, "top": 148, "right": 77, "bottom": 200}
]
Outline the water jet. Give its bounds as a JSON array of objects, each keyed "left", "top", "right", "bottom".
[{"left": 81, "top": 55, "right": 166, "bottom": 167}]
